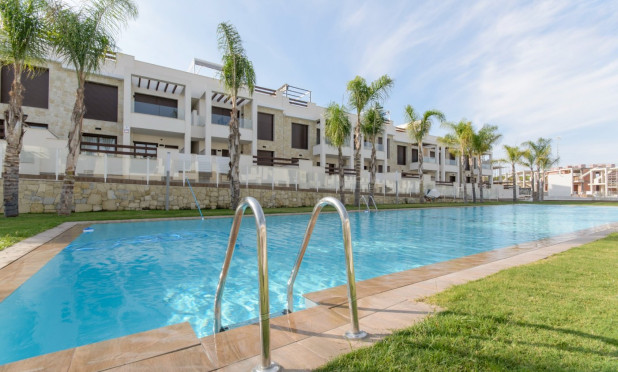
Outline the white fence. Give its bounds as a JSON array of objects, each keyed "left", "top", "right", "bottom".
[{"left": 0, "top": 142, "right": 516, "bottom": 200}]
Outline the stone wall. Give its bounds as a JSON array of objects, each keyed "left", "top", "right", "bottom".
[{"left": 0, "top": 178, "right": 408, "bottom": 214}]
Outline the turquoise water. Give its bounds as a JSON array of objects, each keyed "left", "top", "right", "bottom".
[{"left": 1, "top": 204, "right": 617, "bottom": 364}]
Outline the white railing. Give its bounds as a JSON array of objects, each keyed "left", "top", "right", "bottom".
[{"left": 1, "top": 143, "right": 515, "bottom": 200}]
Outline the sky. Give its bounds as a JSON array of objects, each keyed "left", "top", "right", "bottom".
[{"left": 115, "top": 0, "right": 618, "bottom": 167}]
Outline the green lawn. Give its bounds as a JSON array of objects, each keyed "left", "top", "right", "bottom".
[
  {"left": 317, "top": 233, "right": 618, "bottom": 371},
  {"left": 1, "top": 200, "right": 617, "bottom": 251}
]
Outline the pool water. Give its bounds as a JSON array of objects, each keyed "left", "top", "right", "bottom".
[{"left": 1, "top": 204, "right": 617, "bottom": 364}]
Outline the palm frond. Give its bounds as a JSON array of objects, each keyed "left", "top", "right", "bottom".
[
  {"left": 324, "top": 102, "right": 351, "bottom": 148},
  {"left": 0, "top": 0, "right": 49, "bottom": 72}
]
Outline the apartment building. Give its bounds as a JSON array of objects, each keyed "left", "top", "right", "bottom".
[
  {"left": 545, "top": 164, "right": 617, "bottom": 198},
  {"left": 0, "top": 52, "right": 492, "bottom": 186}
]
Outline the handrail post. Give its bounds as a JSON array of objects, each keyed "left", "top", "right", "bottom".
[
  {"left": 286, "top": 197, "right": 367, "bottom": 339},
  {"left": 213, "top": 197, "right": 280, "bottom": 372}
]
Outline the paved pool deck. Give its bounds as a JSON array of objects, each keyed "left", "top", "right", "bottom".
[{"left": 1, "top": 218, "right": 616, "bottom": 371}]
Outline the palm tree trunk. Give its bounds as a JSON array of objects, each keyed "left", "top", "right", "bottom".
[
  {"left": 460, "top": 154, "right": 467, "bottom": 203},
  {"left": 228, "top": 100, "right": 241, "bottom": 209},
  {"left": 353, "top": 115, "right": 361, "bottom": 206},
  {"left": 2, "top": 64, "right": 25, "bottom": 217},
  {"left": 418, "top": 143, "right": 424, "bottom": 203},
  {"left": 469, "top": 156, "right": 476, "bottom": 203},
  {"left": 369, "top": 136, "right": 376, "bottom": 198},
  {"left": 511, "top": 163, "right": 516, "bottom": 203},
  {"left": 58, "top": 75, "right": 86, "bottom": 216},
  {"left": 338, "top": 146, "right": 345, "bottom": 204},
  {"left": 477, "top": 155, "right": 484, "bottom": 203}
]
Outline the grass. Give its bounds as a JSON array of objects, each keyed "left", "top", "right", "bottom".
[
  {"left": 317, "top": 233, "right": 618, "bottom": 371},
  {"left": 1, "top": 200, "right": 617, "bottom": 251}
]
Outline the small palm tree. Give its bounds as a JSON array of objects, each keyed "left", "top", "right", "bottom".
[
  {"left": 520, "top": 149, "right": 536, "bottom": 199},
  {"left": 501, "top": 145, "right": 524, "bottom": 202},
  {"left": 471, "top": 125, "right": 501, "bottom": 203},
  {"left": 361, "top": 103, "right": 386, "bottom": 198},
  {"left": 346, "top": 75, "right": 393, "bottom": 206},
  {"left": 324, "top": 102, "right": 351, "bottom": 204},
  {"left": 405, "top": 105, "right": 445, "bottom": 203},
  {"left": 0, "top": 0, "right": 48, "bottom": 217},
  {"left": 523, "top": 137, "right": 552, "bottom": 202},
  {"left": 217, "top": 22, "right": 255, "bottom": 209},
  {"left": 51, "top": 0, "right": 138, "bottom": 216},
  {"left": 440, "top": 119, "right": 473, "bottom": 203}
]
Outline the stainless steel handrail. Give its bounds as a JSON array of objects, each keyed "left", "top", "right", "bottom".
[
  {"left": 285, "top": 196, "right": 367, "bottom": 339},
  {"left": 213, "top": 197, "right": 280, "bottom": 372},
  {"left": 368, "top": 195, "right": 378, "bottom": 211}
]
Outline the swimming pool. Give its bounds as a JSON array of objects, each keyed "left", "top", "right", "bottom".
[{"left": 1, "top": 204, "right": 617, "bottom": 364}]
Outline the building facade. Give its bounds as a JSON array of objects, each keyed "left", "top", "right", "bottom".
[{"left": 0, "top": 52, "right": 493, "bottom": 190}]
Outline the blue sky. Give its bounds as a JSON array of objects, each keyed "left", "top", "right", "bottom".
[{"left": 116, "top": 0, "right": 618, "bottom": 167}]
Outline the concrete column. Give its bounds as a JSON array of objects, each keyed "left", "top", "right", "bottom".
[
  {"left": 183, "top": 87, "right": 191, "bottom": 155},
  {"left": 439, "top": 146, "right": 445, "bottom": 182},
  {"left": 122, "top": 72, "right": 132, "bottom": 146},
  {"left": 319, "top": 114, "right": 326, "bottom": 167},
  {"left": 251, "top": 100, "right": 258, "bottom": 156},
  {"left": 204, "top": 88, "right": 212, "bottom": 157}
]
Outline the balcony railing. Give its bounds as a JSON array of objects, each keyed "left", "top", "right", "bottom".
[
  {"left": 211, "top": 113, "right": 252, "bottom": 129},
  {"left": 446, "top": 159, "right": 457, "bottom": 166},
  {"left": 253, "top": 155, "right": 299, "bottom": 167},
  {"left": 80, "top": 141, "right": 157, "bottom": 158},
  {"left": 482, "top": 162, "right": 491, "bottom": 169},
  {"left": 363, "top": 142, "right": 384, "bottom": 151},
  {"left": 325, "top": 138, "right": 351, "bottom": 147}
]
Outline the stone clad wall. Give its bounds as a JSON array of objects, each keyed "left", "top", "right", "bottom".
[{"left": 0, "top": 179, "right": 405, "bottom": 214}]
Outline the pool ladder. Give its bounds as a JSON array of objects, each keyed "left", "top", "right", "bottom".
[
  {"left": 359, "top": 195, "right": 378, "bottom": 212},
  {"left": 213, "top": 196, "right": 366, "bottom": 372}
]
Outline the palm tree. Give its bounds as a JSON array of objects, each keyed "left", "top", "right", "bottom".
[
  {"left": 217, "top": 22, "right": 255, "bottom": 209},
  {"left": 440, "top": 120, "right": 473, "bottom": 203},
  {"left": 520, "top": 149, "right": 535, "bottom": 200},
  {"left": 501, "top": 145, "right": 524, "bottom": 202},
  {"left": 0, "top": 0, "right": 48, "bottom": 217},
  {"left": 361, "top": 103, "right": 386, "bottom": 198},
  {"left": 523, "top": 137, "right": 552, "bottom": 202},
  {"left": 405, "top": 105, "right": 445, "bottom": 203},
  {"left": 51, "top": 0, "right": 138, "bottom": 216},
  {"left": 471, "top": 125, "right": 501, "bottom": 203},
  {"left": 324, "top": 102, "right": 351, "bottom": 204},
  {"left": 346, "top": 75, "right": 393, "bottom": 206}
]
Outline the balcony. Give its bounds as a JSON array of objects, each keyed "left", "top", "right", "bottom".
[
  {"left": 313, "top": 143, "right": 352, "bottom": 157},
  {"left": 363, "top": 142, "right": 384, "bottom": 151},
  {"left": 211, "top": 113, "right": 252, "bottom": 129},
  {"left": 130, "top": 112, "right": 185, "bottom": 134},
  {"left": 411, "top": 158, "right": 439, "bottom": 172}
]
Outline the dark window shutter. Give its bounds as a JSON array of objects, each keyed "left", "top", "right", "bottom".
[
  {"left": 291, "top": 123, "right": 308, "bottom": 149},
  {"left": 84, "top": 82, "right": 118, "bottom": 122},
  {"left": 1, "top": 66, "right": 49, "bottom": 109},
  {"left": 257, "top": 112, "right": 274, "bottom": 140}
]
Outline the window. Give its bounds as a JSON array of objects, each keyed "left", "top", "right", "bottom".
[
  {"left": 134, "top": 141, "right": 157, "bottom": 157},
  {"left": 84, "top": 82, "right": 118, "bottom": 122},
  {"left": 377, "top": 137, "right": 383, "bottom": 145},
  {"left": 257, "top": 150, "right": 274, "bottom": 166},
  {"left": 134, "top": 93, "right": 177, "bottom": 118},
  {"left": 412, "top": 148, "right": 419, "bottom": 162},
  {"left": 378, "top": 164, "right": 383, "bottom": 173},
  {"left": 81, "top": 133, "right": 117, "bottom": 153},
  {"left": 397, "top": 145, "right": 406, "bottom": 165},
  {"left": 316, "top": 128, "right": 320, "bottom": 145},
  {"left": 291, "top": 123, "right": 308, "bottom": 149},
  {"left": 1, "top": 66, "right": 49, "bottom": 109},
  {"left": 257, "top": 112, "right": 274, "bottom": 140},
  {"left": 0, "top": 120, "right": 4, "bottom": 139}
]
